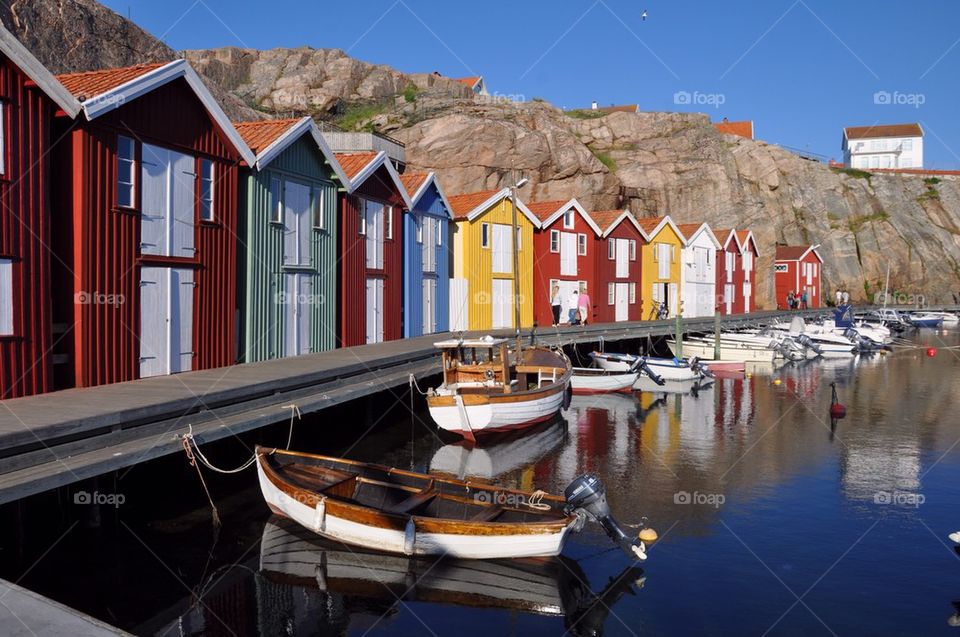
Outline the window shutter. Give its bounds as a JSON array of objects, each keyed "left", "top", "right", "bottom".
[
  {"left": 173, "top": 269, "right": 195, "bottom": 373},
  {"left": 0, "top": 259, "right": 12, "bottom": 335},
  {"left": 140, "top": 146, "right": 168, "bottom": 256},
  {"left": 171, "top": 151, "right": 196, "bottom": 258}
]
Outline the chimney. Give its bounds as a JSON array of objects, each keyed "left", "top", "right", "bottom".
[{"left": 591, "top": 100, "right": 598, "bottom": 110}]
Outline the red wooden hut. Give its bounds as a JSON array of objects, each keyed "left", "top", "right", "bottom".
[
  {"left": 775, "top": 245, "right": 823, "bottom": 309},
  {"left": 714, "top": 229, "right": 743, "bottom": 315},
  {"left": 588, "top": 210, "right": 644, "bottom": 323},
  {"left": 736, "top": 230, "right": 759, "bottom": 313},
  {"left": 334, "top": 151, "right": 412, "bottom": 346},
  {"left": 0, "top": 29, "right": 82, "bottom": 397},
  {"left": 50, "top": 60, "right": 255, "bottom": 388},
  {"left": 529, "top": 198, "right": 601, "bottom": 326}
]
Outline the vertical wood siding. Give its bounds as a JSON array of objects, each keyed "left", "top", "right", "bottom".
[
  {"left": 338, "top": 165, "right": 405, "bottom": 347},
  {"left": 451, "top": 198, "right": 535, "bottom": 331},
  {"left": 532, "top": 210, "right": 597, "bottom": 326},
  {"left": 0, "top": 56, "right": 53, "bottom": 397},
  {"left": 640, "top": 224, "right": 684, "bottom": 320},
  {"left": 237, "top": 135, "right": 338, "bottom": 362},
  {"left": 716, "top": 240, "right": 742, "bottom": 315},
  {"left": 50, "top": 78, "right": 240, "bottom": 388},
  {"left": 403, "top": 184, "right": 449, "bottom": 337},
  {"left": 593, "top": 221, "right": 643, "bottom": 323}
]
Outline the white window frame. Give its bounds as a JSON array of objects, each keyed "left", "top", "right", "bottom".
[
  {"left": 550, "top": 229, "right": 560, "bottom": 253},
  {"left": 416, "top": 217, "right": 423, "bottom": 244},
  {"left": 629, "top": 282, "right": 636, "bottom": 304},
  {"left": 385, "top": 206, "right": 393, "bottom": 240},
  {"left": 117, "top": 135, "right": 136, "bottom": 209},
  {"left": 608, "top": 282, "right": 615, "bottom": 305},
  {"left": 0, "top": 258, "right": 12, "bottom": 336},
  {"left": 517, "top": 227, "right": 522, "bottom": 251},
  {"left": 608, "top": 240, "right": 615, "bottom": 260},
  {"left": 629, "top": 239, "right": 637, "bottom": 261},
  {"left": 578, "top": 233, "right": 587, "bottom": 256},
  {"left": 312, "top": 186, "right": 325, "bottom": 230},
  {"left": 0, "top": 103, "right": 6, "bottom": 176},
  {"left": 563, "top": 210, "right": 574, "bottom": 229},
  {"left": 481, "top": 223, "right": 490, "bottom": 248},
  {"left": 199, "top": 159, "right": 214, "bottom": 222},
  {"left": 270, "top": 176, "right": 283, "bottom": 224}
]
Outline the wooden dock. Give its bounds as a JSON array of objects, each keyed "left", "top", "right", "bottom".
[
  {"left": 0, "top": 578, "right": 129, "bottom": 636},
  {"left": 0, "top": 309, "right": 831, "bottom": 505}
]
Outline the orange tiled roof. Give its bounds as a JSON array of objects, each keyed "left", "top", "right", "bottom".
[
  {"left": 736, "top": 230, "right": 754, "bottom": 248},
  {"left": 714, "top": 120, "right": 754, "bottom": 139},
  {"left": 455, "top": 76, "right": 481, "bottom": 88},
  {"left": 595, "top": 104, "right": 638, "bottom": 114},
  {"left": 587, "top": 210, "right": 628, "bottom": 232},
  {"left": 844, "top": 123, "right": 922, "bottom": 140},
  {"left": 447, "top": 189, "right": 502, "bottom": 220},
  {"left": 399, "top": 172, "right": 430, "bottom": 199},
  {"left": 233, "top": 118, "right": 301, "bottom": 155},
  {"left": 56, "top": 62, "right": 169, "bottom": 100},
  {"left": 714, "top": 228, "right": 736, "bottom": 246},
  {"left": 676, "top": 223, "right": 704, "bottom": 240},
  {"left": 776, "top": 245, "right": 812, "bottom": 260},
  {"left": 636, "top": 215, "right": 668, "bottom": 234},
  {"left": 526, "top": 200, "right": 568, "bottom": 222},
  {"left": 334, "top": 152, "right": 380, "bottom": 181}
]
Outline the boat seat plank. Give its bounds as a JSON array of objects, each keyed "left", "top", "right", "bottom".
[
  {"left": 469, "top": 506, "right": 503, "bottom": 522},
  {"left": 385, "top": 487, "right": 438, "bottom": 514},
  {"left": 280, "top": 463, "right": 357, "bottom": 492}
]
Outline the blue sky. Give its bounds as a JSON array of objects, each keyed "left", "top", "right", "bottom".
[{"left": 101, "top": 0, "right": 960, "bottom": 167}]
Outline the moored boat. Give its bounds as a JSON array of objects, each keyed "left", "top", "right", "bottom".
[
  {"left": 590, "top": 351, "right": 711, "bottom": 381},
  {"left": 425, "top": 337, "right": 572, "bottom": 440},
  {"left": 570, "top": 367, "right": 637, "bottom": 394},
  {"left": 256, "top": 447, "right": 649, "bottom": 560}
]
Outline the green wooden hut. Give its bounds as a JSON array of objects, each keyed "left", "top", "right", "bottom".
[{"left": 234, "top": 118, "right": 347, "bottom": 362}]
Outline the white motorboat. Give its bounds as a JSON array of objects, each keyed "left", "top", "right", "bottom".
[
  {"left": 425, "top": 337, "right": 572, "bottom": 441},
  {"left": 570, "top": 367, "right": 638, "bottom": 395},
  {"left": 669, "top": 337, "right": 779, "bottom": 363},
  {"left": 589, "top": 351, "right": 711, "bottom": 381}
]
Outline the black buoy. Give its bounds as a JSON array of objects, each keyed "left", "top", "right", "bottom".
[{"left": 829, "top": 382, "right": 846, "bottom": 419}]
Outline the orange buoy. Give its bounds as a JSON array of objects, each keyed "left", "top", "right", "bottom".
[
  {"left": 829, "top": 382, "right": 846, "bottom": 419},
  {"left": 926, "top": 347, "right": 937, "bottom": 357}
]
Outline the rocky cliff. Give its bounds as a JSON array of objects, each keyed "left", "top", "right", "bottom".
[{"left": 8, "top": 0, "right": 960, "bottom": 306}]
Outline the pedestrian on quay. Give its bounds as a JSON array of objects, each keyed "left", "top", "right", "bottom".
[
  {"left": 842, "top": 290, "right": 850, "bottom": 305},
  {"left": 786, "top": 290, "right": 795, "bottom": 310},
  {"left": 836, "top": 289, "right": 843, "bottom": 306},
  {"left": 578, "top": 284, "right": 591, "bottom": 325},
  {"left": 801, "top": 289, "right": 808, "bottom": 309},
  {"left": 550, "top": 285, "right": 562, "bottom": 326},
  {"left": 567, "top": 290, "right": 580, "bottom": 325}
]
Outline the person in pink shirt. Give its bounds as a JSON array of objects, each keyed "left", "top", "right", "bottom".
[{"left": 577, "top": 284, "right": 592, "bottom": 325}]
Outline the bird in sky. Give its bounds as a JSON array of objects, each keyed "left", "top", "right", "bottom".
[{"left": 641, "top": 9, "right": 648, "bottom": 21}]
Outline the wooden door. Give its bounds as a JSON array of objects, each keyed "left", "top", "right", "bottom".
[
  {"left": 615, "top": 283, "right": 629, "bottom": 321},
  {"left": 366, "top": 277, "right": 384, "bottom": 343},
  {"left": 492, "top": 278, "right": 513, "bottom": 329}
]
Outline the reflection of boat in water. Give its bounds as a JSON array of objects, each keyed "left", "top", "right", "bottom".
[
  {"left": 429, "top": 419, "right": 566, "bottom": 480},
  {"left": 635, "top": 375, "right": 715, "bottom": 395},
  {"left": 258, "top": 517, "right": 645, "bottom": 636}
]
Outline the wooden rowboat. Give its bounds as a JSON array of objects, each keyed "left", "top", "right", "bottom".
[
  {"left": 426, "top": 338, "right": 572, "bottom": 440},
  {"left": 256, "top": 446, "right": 579, "bottom": 559}
]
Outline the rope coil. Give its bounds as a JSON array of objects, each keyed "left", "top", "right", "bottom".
[{"left": 525, "top": 489, "right": 552, "bottom": 511}]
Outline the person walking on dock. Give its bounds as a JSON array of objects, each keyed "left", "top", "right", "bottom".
[
  {"left": 578, "top": 284, "right": 592, "bottom": 325},
  {"left": 567, "top": 290, "right": 580, "bottom": 325},
  {"left": 836, "top": 289, "right": 843, "bottom": 307},
  {"left": 842, "top": 290, "right": 850, "bottom": 305},
  {"left": 550, "top": 285, "right": 562, "bottom": 326},
  {"left": 786, "top": 290, "right": 795, "bottom": 310},
  {"left": 801, "top": 289, "right": 808, "bottom": 310}
]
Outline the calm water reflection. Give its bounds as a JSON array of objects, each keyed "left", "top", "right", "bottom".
[{"left": 11, "top": 331, "right": 960, "bottom": 636}]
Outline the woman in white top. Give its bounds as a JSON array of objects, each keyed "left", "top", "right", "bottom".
[{"left": 550, "top": 285, "right": 562, "bottom": 326}]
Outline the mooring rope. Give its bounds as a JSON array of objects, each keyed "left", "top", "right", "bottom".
[
  {"left": 281, "top": 404, "right": 301, "bottom": 449},
  {"left": 525, "top": 489, "right": 552, "bottom": 511},
  {"left": 180, "top": 432, "right": 222, "bottom": 527}
]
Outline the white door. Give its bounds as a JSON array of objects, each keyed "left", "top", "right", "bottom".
[
  {"left": 658, "top": 244, "right": 671, "bottom": 279},
  {"left": 492, "top": 279, "right": 513, "bottom": 329},
  {"left": 422, "top": 277, "right": 437, "bottom": 334},
  {"left": 283, "top": 180, "right": 312, "bottom": 267},
  {"left": 615, "top": 238, "right": 629, "bottom": 278},
  {"left": 743, "top": 282, "right": 752, "bottom": 313},
  {"left": 557, "top": 280, "right": 580, "bottom": 324},
  {"left": 364, "top": 200, "right": 384, "bottom": 270},
  {"left": 724, "top": 283, "right": 735, "bottom": 314},
  {"left": 140, "top": 144, "right": 195, "bottom": 258},
  {"left": 449, "top": 278, "right": 468, "bottom": 331},
  {"left": 614, "top": 283, "right": 629, "bottom": 321},
  {"left": 669, "top": 283, "right": 678, "bottom": 317},
  {"left": 283, "top": 272, "right": 311, "bottom": 357},
  {"left": 365, "top": 277, "right": 384, "bottom": 344},
  {"left": 560, "top": 232, "right": 577, "bottom": 276},
  {"left": 140, "top": 266, "right": 193, "bottom": 378},
  {"left": 491, "top": 224, "right": 513, "bottom": 274}
]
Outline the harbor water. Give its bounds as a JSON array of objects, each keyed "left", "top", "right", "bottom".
[{"left": 3, "top": 330, "right": 960, "bottom": 636}]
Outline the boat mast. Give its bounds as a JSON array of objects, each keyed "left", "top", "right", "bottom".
[
  {"left": 510, "top": 171, "right": 527, "bottom": 361},
  {"left": 882, "top": 262, "right": 890, "bottom": 308}
]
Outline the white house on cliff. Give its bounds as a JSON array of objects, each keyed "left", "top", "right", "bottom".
[{"left": 842, "top": 123, "right": 923, "bottom": 169}]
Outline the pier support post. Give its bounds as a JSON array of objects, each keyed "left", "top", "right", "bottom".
[
  {"left": 713, "top": 311, "right": 721, "bottom": 360},
  {"left": 675, "top": 313, "right": 683, "bottom": 359}
]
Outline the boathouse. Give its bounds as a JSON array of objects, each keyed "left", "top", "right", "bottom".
[
  {"left": 50, "top": 60, "right": 254, "bottom": 387},
  {"left": 335, "top": 151, "right": 411, "bottom": 346},
  {"left": 447, "top": 189, "right": 539, "bottom": 331},
  {"left": 0, "top": 28, "right": 82, "bottom": 397},
  {"left": 637, "top": 215, "right": 684, "bottom": 319},
  {"left": 775, "top": 244, "right": 823, "bottom": 309},
  {"left": 529, "top": 198, "right": 601, "bottom": 326},
  {"left": 737, "top": 230, "right": 759, "bottom": 313},
  {"left": 677, "top": 223, "right": 721, "bottom": 318},
  {"left": 714, "top": 229, "right": 743, "bottom": 315},
  {"left": 234, "top": 117, "right": 346, "bottom": 361},
  {"left": 400, "top": 172, "right": 452, "bottom": 337},
  {"left": 589, "top": 210, "right": 644, "bottom": 323}
]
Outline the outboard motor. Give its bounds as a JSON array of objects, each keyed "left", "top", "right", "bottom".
[
  {"left": 633, "top": 359, "right": 666, "bottom": 386},
  {"left": 795, "top": 334, "right": 823, "bottom": 355},
  {"left": 564, "top": 474, "right": 647, "bottom": 560},
  {"left": 688, "top": 356, "right": 714, "bottom": 379}
]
